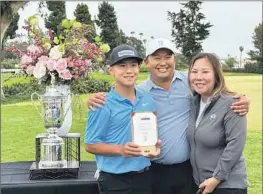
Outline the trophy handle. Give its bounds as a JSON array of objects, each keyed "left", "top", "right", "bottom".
[
  {"left": 63, "top": 92, "right": 73, "bottom": 117},
  {"left": 31, "top": 92, "right": 42, "bottom": 118}
]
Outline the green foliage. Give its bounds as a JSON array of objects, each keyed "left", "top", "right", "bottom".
[
  {"left": 251, "top": 23, "right": 262, "bottom": 52},
  {"left": 2, "top": 80, "right": 46, "bottom": 104},
  {"left": 118, "top": 29, "right": 128, "bottom": 44},
  {"left": 74, "top": 3, "right": 92, "bottom": 25},
  {"left": 0, "top": 1, "right": 12, "bottom": 17},
  {"left": 167, "top": 1, "right": 213, "bottom": 62},
  {"left": 44, "top": 1, "right": 66, "bottom": 35},
  {"left": 244, "top": 63, "right": 262, "bottom": 74},
  {"left": 74, "top": 3, "right": 96, "bottom": 41},
  {"left": 247, "top": 23, "right": 262, "bottom": 73},
  {"left": 223, "top": 55, "right": 238, "bottom": 69},
  {"left": 0, "top": 58, "right": 19, "bottom": 69},
  {"left": 2, "top": 77, "right": 111, "bottom": 104},
  {"left": 175, "top": 53, "right": 189, "bottom": 70},
  {"left": 126, "top": 36, "right": 146, "bottom": 58},
  {"left": 70, "top": 77, "right": 111, "bottom": 94},
  {"left": 139, "top": 64, "right": 148, "bottom": 72},
  {"left": 2, "top": 13, "right": 20, "bottom": 45},
  {"left": 96, "top": 1, "right": 120, "bottom": 49}
]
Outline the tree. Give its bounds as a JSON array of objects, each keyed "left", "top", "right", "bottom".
[
  {"left": 44, "top": 1, "right": 66, "bottom": 35},
  {"left": 74, "top": 3, "right": 92, "bottom": 25},
  {"left": 74, "top": 3, "right": 96, "bottom": 41},
  {"left": 2, "top": 13, "right": 20, "bottom": 47},
  {"left": 223, "top": 55, "right": 238, "bottom": 69},
  {"left": 126, "top": 36, "right": 145, "bottom": 58},
  {"left": 96, "top": 1, "right": 120, "bottom": 50},
  {"left": 239, "top": 46, "right": 244, "bottom": 68},
  {"left": 0, "top": 1, "right": 28, "bottom": 45},
  {"left": 247, "top": 23, "right": 262, "bottom": 72},
  {"left": 167, "top": 1, "right": 213, "bottom": 62},
  {"left": 118, "top": 29, "right": 127, "bottom": 44}
]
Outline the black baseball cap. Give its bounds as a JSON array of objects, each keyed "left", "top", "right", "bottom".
[{"left": 109, "top": 44, "right": 143, "bottom": 66}]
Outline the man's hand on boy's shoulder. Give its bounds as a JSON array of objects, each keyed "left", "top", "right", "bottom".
[
  {"left": 231, "top": 94, "right": 250, "bottom": 116},
  {"left": 88, "top": 92, "right": 107, "bottom": 111}
]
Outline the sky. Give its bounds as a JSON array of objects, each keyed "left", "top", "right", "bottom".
[{"left": 17, "top": 1, "right": 262, "bottom": 59}]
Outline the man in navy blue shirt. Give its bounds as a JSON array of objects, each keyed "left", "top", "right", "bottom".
[{"left": 85, "top": 44, "right": 160, "bottom": 194}]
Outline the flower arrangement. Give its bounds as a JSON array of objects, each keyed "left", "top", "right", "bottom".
[{"left": 6, "top": 15, "right": 110, "bottom": 85}]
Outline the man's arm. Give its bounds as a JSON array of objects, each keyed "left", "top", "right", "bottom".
[{"left": 87, "top": 92, "right": 107, "bottom": 110}]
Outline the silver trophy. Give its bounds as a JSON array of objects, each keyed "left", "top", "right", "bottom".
[{"left": 31, "top": 74, "right": 69, "bottom": 168}]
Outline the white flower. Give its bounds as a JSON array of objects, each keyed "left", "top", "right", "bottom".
[
  {"left": 33, "top": 62, "right": 47, "bottom": 79},
  {"left": 49, "top": 46, "right": 63, "bottom": 59}
]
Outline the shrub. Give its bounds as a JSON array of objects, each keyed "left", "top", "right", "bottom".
[
  {"left": 140, "top": 64, "right": 148, "bottom": 72},
  {"left": 2, "top": 81, "right": 46, "bottom": 104},
  {"left": 2, "top": 77, "right": 111, "bottom": 104},
  {"left": 70, "top": 77, "right": 111, "bottom": 94},
  {"left": 0, "top": 58, "right": 20, "bottom": 69}
]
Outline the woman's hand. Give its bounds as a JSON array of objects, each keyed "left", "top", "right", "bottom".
[{"left": 199, "top": 177, "right": 220, "bottom": 194}]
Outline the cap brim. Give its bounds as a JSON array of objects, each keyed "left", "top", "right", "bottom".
[
  {"left": 111, "top": 56, "right": 143, "bottom": 66},
  {"left": 149, "top": 47, "right": 174, "bottom": 56}
]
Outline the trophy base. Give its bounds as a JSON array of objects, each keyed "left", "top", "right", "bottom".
[
  {"left": 29, "top": 161, "right": 79, "bottom": 180},
  {"left": 39, "top": 160, "right": 66, "bottom": 168}
]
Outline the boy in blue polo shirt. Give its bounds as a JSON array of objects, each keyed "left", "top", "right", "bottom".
[{"left": 84, "top": 44, "right": 160, "bottom": 194}]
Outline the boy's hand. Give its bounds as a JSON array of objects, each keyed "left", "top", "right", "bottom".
[
  {"left": 145, "top": 140, "right": 161, "bottom": 158},
  {"left": 231, "top": 94, "right": 250, "bottom": 116},
  {"left": 87, "top": 92, "right": 107, "bottom": 111},
  {"left": 121, "top": 142, "right": 142, "bottom": 157}
]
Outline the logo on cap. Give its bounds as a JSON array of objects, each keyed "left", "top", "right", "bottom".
[
  {"left": 118, "top": 50, "right": 135, "bottom": 57},
  {"left": 158, "top": 40, "right": 164, "bottom": 47}
]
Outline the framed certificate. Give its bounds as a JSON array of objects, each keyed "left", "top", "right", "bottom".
[{"left": 131, "top": 112, "right": 158, "bottom": 156}]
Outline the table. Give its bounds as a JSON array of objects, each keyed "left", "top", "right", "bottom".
[{"left": 1, "top": 161, "right": 99, "bottom": 194}]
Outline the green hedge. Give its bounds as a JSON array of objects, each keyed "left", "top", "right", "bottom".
[
  {"left": 2, "top": 77, "right": 111, "bottom": 104},
  {"left": 0, "top": 58, "right": 20, "bottom": 69},
  {"left": 70, "top": 77, "right": 111, "bottom": 94}
]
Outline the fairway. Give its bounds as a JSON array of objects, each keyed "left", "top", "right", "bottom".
[
  {"left": 1, "top": 74, "right": 262, "bottom": 194},
  {"left": 225, "top": 76, "right": 262, "bottom": 131}
]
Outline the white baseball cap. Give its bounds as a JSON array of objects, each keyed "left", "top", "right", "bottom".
[{"left": 146, "top": 38, "right": 176, "bottom": 56}]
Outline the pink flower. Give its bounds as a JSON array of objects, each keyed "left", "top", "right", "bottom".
[
  {"left": 21, "top": 64, "right": 28, "bottom": 69},
  {"left": 67, "top": 61, "right": 74, "bottom": 67},
  {"left": 38, "top": 55, "right": 49, "bottom": 62},
  {"left": 21, "top": 54, "right": 33, "bottom": 65},
  {"left": 27, "top": 45, "right": 43, "bottom": 60},
  {"left": 54, "top": 58, "right": 67, "bottom": 73},
  {"left": 26, "top": 65, "right": 34, "bottom": 75},
  {"left": 59, "top": 69, "right": 72, "bottom": 80},
  {"left": 46, "top": 59, "right": 56, "bottom": 71},
  {"left": 72, "top": 74, "right": 80, "bottom": 79},
  {"left": 66, "top": 57, "right": 72, "bottom": 63}
]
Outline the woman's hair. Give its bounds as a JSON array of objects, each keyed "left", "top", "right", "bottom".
[{"left": 188, "top": 53, "right": 236, "bottom": 96}]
